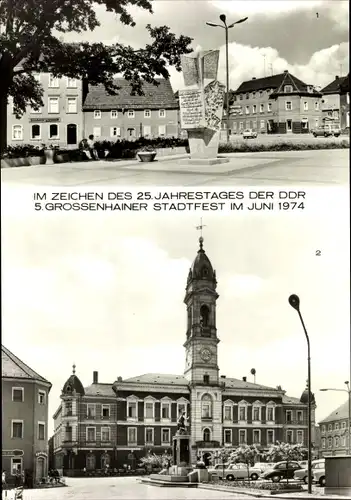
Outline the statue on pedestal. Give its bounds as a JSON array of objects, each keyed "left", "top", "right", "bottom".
[{"left": 176, "top": 412, "right": 189, "bottom": 435}]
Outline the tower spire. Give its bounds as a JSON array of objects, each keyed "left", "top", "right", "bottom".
[
  {"left": 72, "top": 364, "right": 76, "bottom": 375},
  {"left": 195, "top": 218, "right": 207, "bottom": 251}
]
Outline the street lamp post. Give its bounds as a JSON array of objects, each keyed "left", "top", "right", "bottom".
[
  {"left": 206, "top": 14, "right": 248, "bottom": 143},
  {"left": 289, "top": 294, "right": 312, "bottom": 494},
  {"left": 320, "top": 382, "right": 351, "bottom": 456}
]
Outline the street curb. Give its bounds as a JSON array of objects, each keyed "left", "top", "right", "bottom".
[{"left": 197, "top": 484, "right": 348, "bottom": 499}]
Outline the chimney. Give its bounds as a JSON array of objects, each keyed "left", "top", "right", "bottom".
[
  {"left": 252, "top": 77, "right": 256, "bottom": 80},
  {"left": 284, "top": 70, "right": 288, "bottom": 73},
  {"left": 242, "top": 376, "right": 247, "bottom": 382},
  {"left": 221, "top": 375, "right": 226, "bottom": 379},
  {"left": 335, "top": 76, "right": 339, "bottom": 80},
  {"left": 93, "top": 371, "right": 98, "bottom": 384}
]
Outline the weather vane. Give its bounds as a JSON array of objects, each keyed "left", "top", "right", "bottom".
[{"left": 195, "top": 218, "right": 207, "bottom": 238}]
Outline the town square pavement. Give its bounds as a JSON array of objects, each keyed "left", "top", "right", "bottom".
[{"left": 1, "top": 149, "right": 349, "bottom": 187}]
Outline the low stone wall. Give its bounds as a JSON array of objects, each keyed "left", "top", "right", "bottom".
[
  {"left": 1, "top": 157, "right": 46, "bottom": 168},
  {"left": 155, "top": 146, "right": 187, "bottom": 156}
]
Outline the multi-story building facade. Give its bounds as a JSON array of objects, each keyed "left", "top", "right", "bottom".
[
  {"left": 7, "top": 73, "right": 84, "bottom": 148},
  {"left": 52, "top": 237, "right": 316, "bottom": 473},
  {"left": 2, "top": 345, "right": 52, "bottom": 485},
  {"left": 319, "top": 401, "right": 350, "bottom": 457},
  {"left": 83, "top": 78, "right": 179, "bottom": 141},
  {"left": 229, "top": 71, "right": 322, "bottom": 135},
  {"left": 321, "top": 75, "right": 349, "bottom": 130}
]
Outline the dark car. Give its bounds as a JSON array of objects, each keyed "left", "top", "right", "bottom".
[{"left": 260, "top": 461, "right": 302, "bottom": 483}]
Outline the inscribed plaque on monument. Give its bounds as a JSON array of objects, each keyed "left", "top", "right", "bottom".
[
  {"left": 179, "top": 89, "right": 205, "bottom": 129},
  {"left": 204, "top": 80, "right": 226, "bottom": 132},
  {"left": 203, "top": 51, "right": 219, "bottom": 81},
  {"left": 180, "top": 55, "right": 199, "bottom": 86}
]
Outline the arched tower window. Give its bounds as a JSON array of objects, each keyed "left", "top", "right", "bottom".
[
  {"left": 200, "top": 305, "right": 210, "bottom": 328},
  {"left": 203, "top": 428, "right": 211, "bottom": 442},
  {"left": 201, "top": 267, "right": 209, "bottom": 278},
  {"left": 201, "top": 394, "right": 212, "bottom": 419}
]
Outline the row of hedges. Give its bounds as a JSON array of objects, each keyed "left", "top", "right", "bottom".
[
  {"left": 218, "top": 139, "right": 349, "bottom": 154},
  {"left": 218, "top": 479, "right": 303, "bottom": 491}
]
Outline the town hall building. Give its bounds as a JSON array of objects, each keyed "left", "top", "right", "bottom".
[{"left": 52, "top": 237, "right": 316, "bottom": 473}]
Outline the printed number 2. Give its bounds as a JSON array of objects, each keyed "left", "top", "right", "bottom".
[{"left": 315, "top": 250, "right": 321, "bottom": 256}]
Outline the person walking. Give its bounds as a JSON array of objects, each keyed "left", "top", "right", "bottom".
[{"left": 87, "top": 135, "right": 99, "bottom": 160}]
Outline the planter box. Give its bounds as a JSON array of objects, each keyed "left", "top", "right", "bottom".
[
  {"left": 55, "top": 154, "right": 70, "bottom": 163},
  {"left": 1, "top": 156, "right": 45, "bottom": 168},
  {"left": 137, "top": 152, "right": 157, "bottom": 162},
  {"left": 28, "top": 156, "right": 46, "bottom": 166}
]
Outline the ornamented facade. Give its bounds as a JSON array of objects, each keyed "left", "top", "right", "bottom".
[
  {"left": 319, "top": 400, "right": 350, "bottom": 457},
  {"left": 52, "top": 238, "right": 316, "bottom": 472}
]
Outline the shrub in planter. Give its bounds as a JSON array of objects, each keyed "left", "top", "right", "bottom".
[{"left": 137, "top": 145, "right": 157, "bottom": 162}]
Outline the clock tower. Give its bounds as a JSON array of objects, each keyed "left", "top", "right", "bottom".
[{"left": 184, "top": 236, "right": 220, "bottom": 385}]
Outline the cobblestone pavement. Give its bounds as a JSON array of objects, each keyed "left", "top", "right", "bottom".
[{"left": 1, "top": 150, "right": 348, "bottom": 186}]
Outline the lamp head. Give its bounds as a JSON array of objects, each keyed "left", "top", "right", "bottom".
[
  {"left": 219, "top": 14, "right": 227, "bottom": 24},
  {"left": 319, "top": 389, "right": 328, "bottom": 392},
  {"left": 289, "top": 294, "right": 300, "bottom": 311}
]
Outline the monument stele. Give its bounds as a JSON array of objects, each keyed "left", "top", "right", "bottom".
[{"left": 179, "top": 50, "right": 229, "bottom": 165}]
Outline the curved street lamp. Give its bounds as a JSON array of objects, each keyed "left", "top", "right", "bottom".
[
  {"left": 289, "top": 294, "right": 312, "bottom": 494},
  {"left": 320, "top": 382, "right": 351, "bottom": 456},
  {"left": 206, "top": 15, "right": 248, "bottom": 143}
]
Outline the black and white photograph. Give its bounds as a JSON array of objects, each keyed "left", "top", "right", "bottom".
[{"left": 1, "top": 0, "right": 350, "bottom": 499}]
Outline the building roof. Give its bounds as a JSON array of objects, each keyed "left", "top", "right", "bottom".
[
  {"left": 190, "top": 237, "right": 216, "bottom": 283},
  {"left": 321, "top": 76, "right": 348, "bottom": 94},
  {"left": 339, "top": 74, "right": 349, "bottom": 92},
  {"left": 83, "top": 78, "right": 179, "bottom": 110},
  {"left": 319, "top": 400, "right": 349, "bottom": 424},
  {"left": 282, "top": 395, "right": 305, "bottom": 406},
  {"left": 84, "top": 383, "right": 115, "bottom": 397},
  {"left": 1, "top": 344, "right": 51, "bottom": 385},
  {"left": 122, "top": 373, "right": 189, "bottom": 386},
  {"left": 233, "top": 71, "right": 314, "bottom": 95},
  {"left": 224, "top": 377, "right": 280, "bottom": 392}
]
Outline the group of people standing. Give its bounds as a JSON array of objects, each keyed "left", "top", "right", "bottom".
[{"left": 79, "top": 135, "right": 99, "bottom": 160}]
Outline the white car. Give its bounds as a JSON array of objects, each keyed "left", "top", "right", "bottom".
[
  {"left": 294, "top": 459, "right": 325, "bottom": 484},
  {"left": 242, "top": 129, "right": 258, "bottom": 139},
  {"left": 219, "top": 463, "right": 262, "bottom": 481}
]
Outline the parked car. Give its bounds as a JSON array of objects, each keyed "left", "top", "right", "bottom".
[
  {"left": 312, "top": 461, "right": 326, "bottom": 486},
  {"left": 260, "top": 461, "right": 303, "bottom": 483},
  {"left": 242, "top": 129, "right": 258, "bottom": 139},
  {"left": 312, "top": 124, "right": 340, "bottom": 137},
  {"left": 294, "top": 459, "right": 325, "bottom": 484},
  {"left": 208, "top": 463, "right": 230, "bottom": 476},
  {"left": 254, "top": 462, "right": 275, "bottom": 472},
  {"left": 219, "top": 463, "right": 262, "bottom": 481}
]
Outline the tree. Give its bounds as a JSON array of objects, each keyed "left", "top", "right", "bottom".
[
  {"left": 0, "top": 0, "right": 193, "bottom": 152},
  {"left": 266, "top": 442, "right": 307, "bottom": 484},
  {"left": 229, "top": 445, "right": 260, "bottom": 483}
]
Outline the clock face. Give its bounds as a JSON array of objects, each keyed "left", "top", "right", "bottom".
[{"left": 201, "top": 348, "right": 212, "bottom": 362}]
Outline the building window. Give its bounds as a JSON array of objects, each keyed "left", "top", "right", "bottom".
[
  {"left": 297, "top": 430, "right": 304, "bottom": 444},
  {"left": 284, "top": 85, "right": 293, "bottom": 93},
  {"left": 127, "top": 400, "right": 137, "bottom": 419},
  {"left": 38, "top": 422, "right": 45, "bottom": 440},
  {"left": 128, "top": 427, "right": 137, "bottom": 445},
  {"left": 48, "top": 97, "right": 59, "bottom": 113},
  {"left": 260, "top": 103, "right": 264, "bottom": 113},
  {"left": 245, "top": 105, "right": 250, "bottom": 115},
  {"left": 301, "top": 118, "right": 309, "bottom": 130},
  {"left": 93, "top": 127, "right": 101, "bottom": 138},
  {"left": 201, "top": 394, "right": 212, "bottom": 419},
  {"left": 245, "top": 120, "right": 250, "bottom": 129},
  {"left": 315, "top": 101, "right": 319, "bottom": 110},
  {"left": 102, "top": 405, "right": 110, "bottom": 419},
  {"left": 203, "top": 428, "right": 211, "bottom": 442},
  {"left": 335, "top": 436, "right": 339, "bottom": 447},
  {"left": 87, "top": 404, "right": 96, "bottom": 418},
  {"left": 111, "top": 110, "right": 118, "bottom": 119},
  {"left": 11, "top": 458, "right": 22, "bottom": 475},
  {"left": 128, "top": 110, "right": 135, "bottom": 118},
  {"left": 341, "top": 436, "right": 346, "bottom": 447},
  {"left": 67, "top": 97, "right": 77, "bottom": 113},
  {"left": 31, "top": 124, "right": 41, "bottom": 139},
  {"left": 335, "top": 423, "right": 339, "bottom": 430},
  {"left": 11, "top": 420, "right": 23, "bottom": 439},
  {"left": 12, "top": 388, "right": 24, "bottom": 402},
  {"left": 267, "top": 102, "right": 272, "bottom": 112},
  {"left": 233, "top": 122, "right": 237, "bottom": 131},
  {"left": 286, "top": 430, "right": 293, "bottom": 443},
  {"left": 224, "top": 429, "right": 232, "bottom": 444},
  {"left": 245, "top": 93, "right": 249, "bottom": 99},
  {"left": 110, "top": 126, "right": 121, "bottom": 137},
  {"left": 285, "top": 101, "right": 292, "bottom": 111},
  {"left": 86, "top": 427, "right": 96, "bottom": 442},
  {"left": 328, "top": 437, "right": 332, "bottom": 448},
  {"left": 48, "top": 74, "right": 60, "bottom": 88},
  {"left": 145, "top": 428, "right": 154, "bottom": 445},
  {"left": 224, "top": 405, "right": 232, "bottom": 421},
  {"left": 328, "top": 424, "right": 332, "bottom": 432},
  {"left": 253, "top": 406, "right": 261, "bottom": 421},
  {"left": 297, "top": 411, "right": 303, "bottom": 423},
  {"left": 286, "top": 410, "right": 292, "bottom": 423},
  {"left": 239, "top": 429, "right": 246, "bottom": 444},
  {"left": 203, "top": 374, "right": 210, "bottom": 384},
  {"left": 30, "top": 105, "right": 41, "bottom": 114},
  {"left": 238, "top": 405, "right": 247, "bottom": 421},
  {"left": 303, "top": 101, "right": 308, "bottom": 111},
  {"left": 159, "top": 109, "right": 166, "bottom": 118},
  {"left": 144, "top": 109, "right": 151, "bottom": 118},
  {"left": 86, "top": 454, "right": 96, "bottom": 470},
  {"left": 49, "top": 124, "right": 59, "bottom": 139},
  {"left": 94, "top": 110, "right": 101, "bottom": 119},
  {"left": 143, "top": 125, "right": 151, "bottom": 137},
  {"left": 321, "top": 425, "right": 326, "bottom": 434},
  {"left": 67, "top": 78, "right": 77, "bottom": 88},
  {"left": 161, "top": 402, "right": 171, "bottom": 420},
  {"left": 252, "top": 92, "right": 256, "bottom": 99},
  {"left": 253, "top": 430, "right": 261, "bottom": 444},
  {"left": 239, "top": 94, "right": 243, "bottom": 100},
  {"left": 267, "top": 430, "right": 274, "bottom": 445},
  {"left": 252, "top": 105, "right": 257, "bottom": 114},
  {"left": 342, "top": 421, "right": 347, "bottom": 429},
  {"left": 101, "top": 427, "right": 111, "bottom": 442},
  {"left": 315, "top": 118, "right": 319, "bottom": 128},
  {"left": 161, "top": 428, "right": 170, "bottom": 444},
  {"left": 239, "top": 122, "right": 244, "bottom": 130},
  {"left": 12, "top": 125, "right": 23, "bottom": 140},
  {"left": 321, "top": 438, "right": 326, "bottom": 449},
  {"left": 266, "top": 406, "right": 275, "bottom": 422},
  {"left": 38, "top": 390, "right": 46, "bottom": 404},
  {"left": 144, "top": 401, "right": 155, "bottom": 419},
  {"left": 158, "top": 125, "right": 166, "bottom": 136}
]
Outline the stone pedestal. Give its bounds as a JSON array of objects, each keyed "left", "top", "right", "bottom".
[{"left": 172, "top": 433, "right": 191, "bottom": 467}]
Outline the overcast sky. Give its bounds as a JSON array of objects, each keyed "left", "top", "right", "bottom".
[
  {"left": 2, "top": 190, "right": 349, "bottom": 435},
  {"left": 61, "top": 0, "right": 349, "bottom": 91}
]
